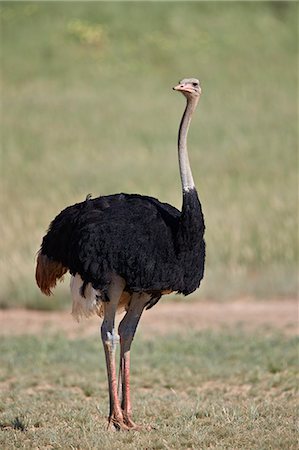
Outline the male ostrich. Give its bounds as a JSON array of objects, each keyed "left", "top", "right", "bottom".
[{"left": 36, "top": 78, "right": 205, "bottom": 430}]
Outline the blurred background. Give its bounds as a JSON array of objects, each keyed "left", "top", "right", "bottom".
[{"left": 1, "top": 1, "right": 297, "bottom": 309}]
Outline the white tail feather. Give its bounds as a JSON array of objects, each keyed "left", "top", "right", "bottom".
[
  {"left": 70, "top": 273, "right": 131, "bottom": 322},
  {"left": 70, "top": 274, "right": 102, "bottom": 322}
]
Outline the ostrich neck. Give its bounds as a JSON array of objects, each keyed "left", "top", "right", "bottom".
[
  {"left": 175, "top": 93, "right": 205, "bottom": 268},
  {"left": 178, "top": 96, "right": 199, "bottom": 193}
]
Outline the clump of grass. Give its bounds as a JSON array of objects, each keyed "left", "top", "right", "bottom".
[
  {"left": 12, "top": 416, "right": 27, "bottom": 432},
  {"left": 0, "top": 416, "right": 27, "bottom": 432}
]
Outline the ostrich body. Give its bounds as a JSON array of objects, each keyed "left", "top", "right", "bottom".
[{"left": 36, "top": 78, "right": 205, "bottom": 430}]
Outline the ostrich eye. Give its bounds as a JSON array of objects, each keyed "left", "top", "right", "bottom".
[{"left": 192, "top": 82, "right": 198, "bottom": 87}]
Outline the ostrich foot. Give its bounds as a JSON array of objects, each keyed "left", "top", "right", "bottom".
[
  {"left": 123, "top": 414, "right": 153, "bottom": 431},
  {"left": 107, "top": 413, "right": 130, "bottom": 431},
  {"left": 124, "top": 416, "right": 141, "bottom": 429}
]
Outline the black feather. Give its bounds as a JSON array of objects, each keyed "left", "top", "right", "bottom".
[{"left": 40, "top": 190, "right": 205, "bottom": 302}]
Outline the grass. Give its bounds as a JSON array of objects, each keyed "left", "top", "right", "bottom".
[
  {"left": 0, "top": 328, "right": 297, "bottom": 449},
  {"left": 0, "top": 2, "right": 298, "bottom": 308}
]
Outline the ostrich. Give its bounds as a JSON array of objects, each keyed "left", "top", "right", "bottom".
[{"left": 36, "top": 78, "right": 205, "bottom": 430}]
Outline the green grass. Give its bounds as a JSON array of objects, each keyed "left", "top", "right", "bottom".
[
  {"left": 0, "top": 329, "right": 297, "bottom": 449},
  {"left": 0, "top": 2, "right": 298, "bottom": 307}
]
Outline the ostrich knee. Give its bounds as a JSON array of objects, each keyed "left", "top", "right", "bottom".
[{"left": 101, "top": 323, "right": 120, "bottom": 351}]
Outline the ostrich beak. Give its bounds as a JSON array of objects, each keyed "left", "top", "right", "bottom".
[
  {"left": 173, "top": 83, "right": 184, "bottom": 91},
  {"left": 173, "top": 83, "right": 196, "bottom": 94}
]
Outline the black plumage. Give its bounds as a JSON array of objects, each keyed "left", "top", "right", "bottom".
[{"left": 40, "top": 189, "right": 205, "bottom": 304}]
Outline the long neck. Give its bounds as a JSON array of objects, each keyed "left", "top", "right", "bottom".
[
  {"left": 176, "top": 94, "right": 205, "bottom": 271},
  {"left": 178, "top": 96, "right": 199, "bottom": 193}
]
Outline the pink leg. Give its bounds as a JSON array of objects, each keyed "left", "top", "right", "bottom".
[
  {"left": 102, "top": 326, "right": 127, "bottom": 429},
  {"left": 118, "top": 293, "right": 150, "bottom": 428},
  {"left": 101, "top": 276, "right": 128, "bottom": 430}
]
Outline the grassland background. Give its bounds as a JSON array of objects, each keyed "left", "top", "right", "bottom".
[
  {"left": 0, "top": 3, "right": 298, "bottom": 448},
  {"left": 1, "top": 1, "right": 298, "bottom": 308}
]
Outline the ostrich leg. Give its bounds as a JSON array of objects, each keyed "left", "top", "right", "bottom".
[
  {"left": 118, "top": 292, "right": 150, "bottom": 428},
  {"left": 101, "top": 275, "right": 128, "bottom": 430}
]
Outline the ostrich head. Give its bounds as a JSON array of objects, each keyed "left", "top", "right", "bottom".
[{"left": 173, "top": 78, "right": 201, "bottom": 98}]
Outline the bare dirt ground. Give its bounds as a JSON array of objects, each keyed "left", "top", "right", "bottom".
[{"left": 0, "top": 299, "right": 297, "bottom": 338}]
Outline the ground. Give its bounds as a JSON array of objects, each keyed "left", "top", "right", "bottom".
[
  {"left": 0, "top": 299, "right": 297, "bottom": 449},
  {"left": 0, "top": 299, "right": 297, "bottom": 338}
]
